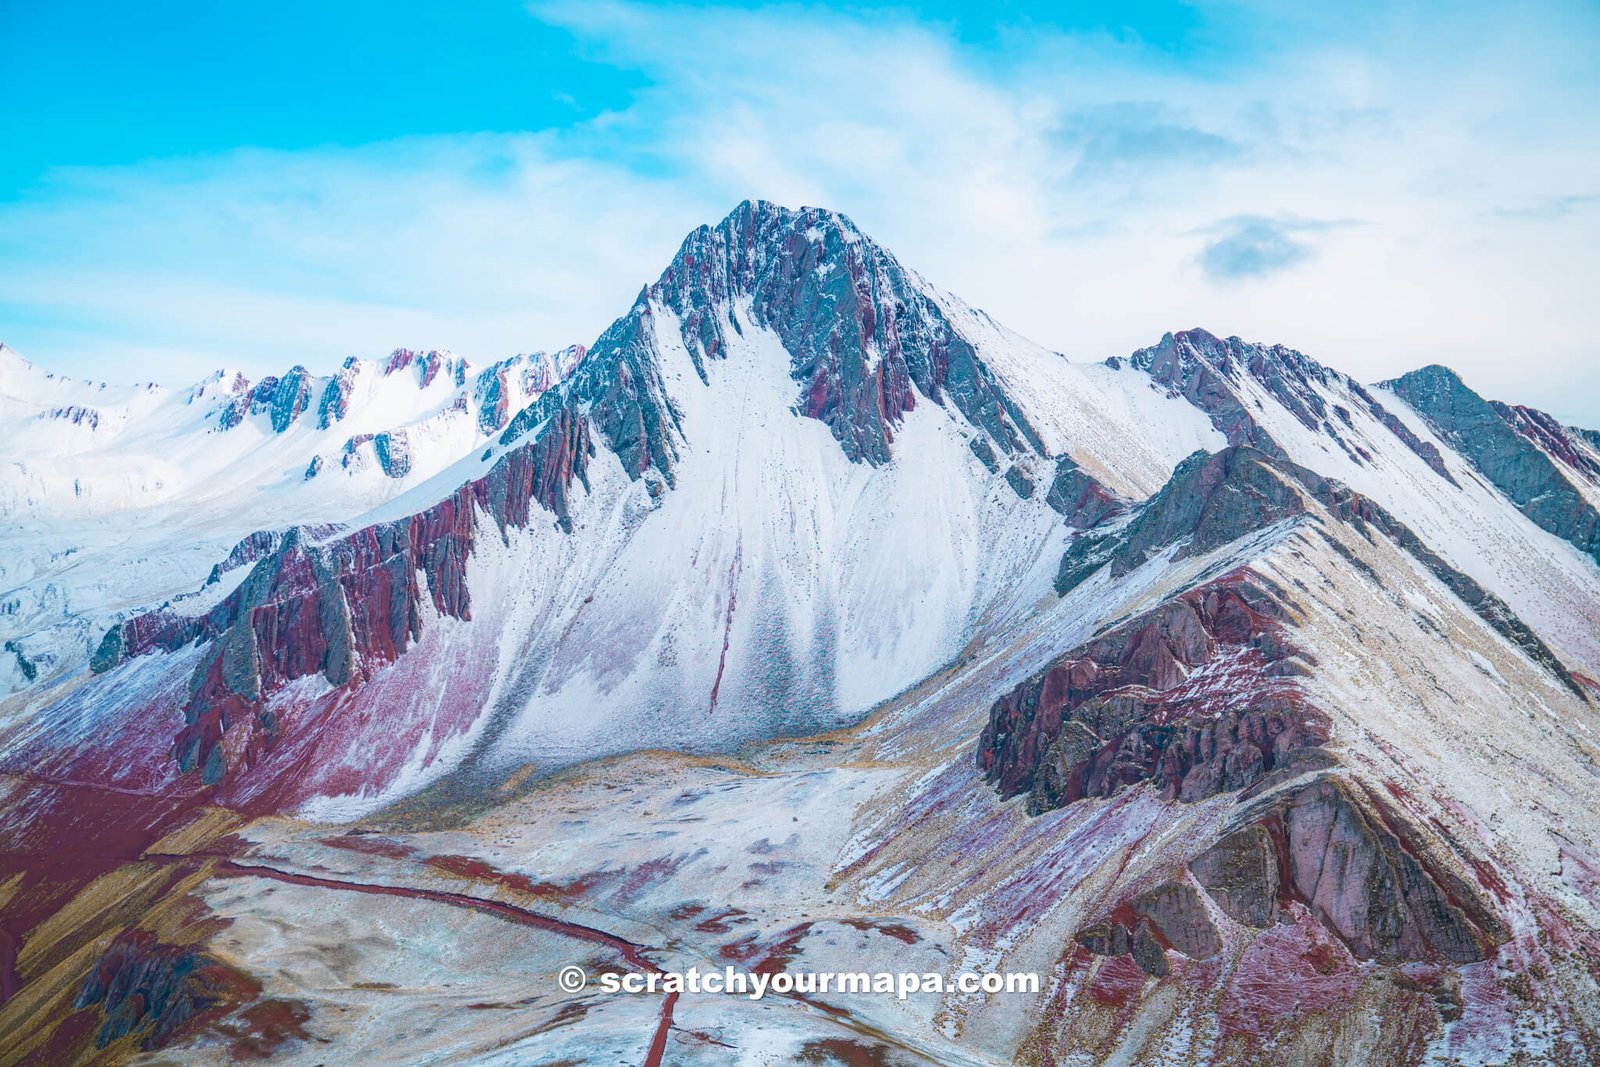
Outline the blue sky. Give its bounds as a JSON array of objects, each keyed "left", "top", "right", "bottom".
[{"left": 3, "top": 1, "right": 1598, "bottom": 423}]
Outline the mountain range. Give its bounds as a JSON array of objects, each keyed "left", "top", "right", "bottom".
[{"left": 2, "top": 200, "right": 1599, "bottom": 1066}]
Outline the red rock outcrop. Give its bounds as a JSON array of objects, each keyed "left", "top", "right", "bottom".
[{"left": 978, "top": 572, "right": 1329, "bottom": 813}]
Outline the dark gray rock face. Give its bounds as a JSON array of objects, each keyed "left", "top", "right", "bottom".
[
  {"left": 1189, "top": 823, "right": 1279, "bottom": 927},
  {"left": 383, "top": 347, "right": 461, "bottom": 387},
  {"left": 1123, "top": 331, "right": 1291, "bottom": 457},
  {"left": 1497, "top": 403, "right": 1600, "bottom": 482},
  {"left": 1388, "top": 364, "right": 1600, "bottom": 567},
  {"left": 75, "top": 930, "right": 222, "bottom": 1050},
  {"left": 89, "top": 623, "right": 124, "bottom": 675},
  {"left": 501, "top": 298, "right": 684, "bottom": 485},
  {"left": 1075, "top": 920, "right": 1130, "bottom": 958},
  {"left": 75, "top": 927, "right": 306, "bottom": 1054},
  {"left": 1071, "top": 774, "right": 1511, "bottom": 974},
  {"left": 1004, "top": 466, "right": 1035, "bottom": 499},
  {"left": 1075, "top": 880, "right": 1222, "bottom": 977},
  {"left": 1054, "top": 447, "right": 1307, "bottom": 595},
  {"left": 968, "top": 436, "right": 1000, "bottom": 473},
  {"left": 317, "top": 357, "right": 358, "bottom": 428},
  {"left": 335, "top": 431, "right": 414, "bottom": 480},
  {"left": 47, "top": 404, "right": 101, "bottom": 429},
  {"left": 265, "top": 366, "right": 312, "bottom": 433},
  {"left": 1128, "top": 918, "right": 1171, "bottom": 977},
  {"left": 215, "top": 365, "right": 313, "bottom": 433},
  {"left": 373, "top": 431, "right": 411, "bottom": 479},
  {"left": 203, "top": 529, "right": 334, "bottom": 588},
  {"left": 475, "top": 360, "right": 514, "bottom": 434},
  {"left": 1130, "top": 881, "right": 1223, "bottom": 960},
  {"left": 4, "top": 640, "right": 38, "bottom": 683},
  {"left": 1080, "top": 774, "right": 1510, "bottom": 974}
]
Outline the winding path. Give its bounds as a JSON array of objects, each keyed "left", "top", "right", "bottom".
[{"left": 150, "top": 854, "right": 679, "bottom": 1066}]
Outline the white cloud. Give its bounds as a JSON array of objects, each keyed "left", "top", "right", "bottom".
[
  {"left": 0, "top": 137, "right": 723, "bottom": 375},
  {"left": 3, "top": 0, "right": 1598, "bottom": 424}
]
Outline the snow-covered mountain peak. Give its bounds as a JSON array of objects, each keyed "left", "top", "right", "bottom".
[
  {"left": 185, "top": 368, "right": 251, "bottom": 404},
  {"left": 1382, "top": 361, "right": 1600, "bottom": 570},
  {"left": 1125, "top": 328, "right": 1348, "bottom": 424},
  {"left": 0, "top": 340, "right": 40, "bottom": 381},
  {"left": 499, "top": 198, "right": 1044, "bottom": 474},
  {"left": 379, "top": 346, "right": 468, "bottom": 387},
  {"left": 1112, "top": 326, "right": 1459, "bottom": 487},
  {"left": 0, "top": 341, "right": 164, "bottom": 407}
]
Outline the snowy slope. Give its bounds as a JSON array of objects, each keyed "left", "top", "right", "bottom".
[
  {"left": 937, "top": 301, "right": 1224, "bottom": 499},
  {"left": 0, "top": 203, "right": 1236, "bottom": 819}
]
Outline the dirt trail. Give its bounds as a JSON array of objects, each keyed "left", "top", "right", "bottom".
[{"left": 152, "top": 854, "right": 680, "bottom": 1067}]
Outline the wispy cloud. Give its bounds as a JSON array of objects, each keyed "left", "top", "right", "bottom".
[
  {"left": 1199, "top": 217, "right": 1312, "bottom": 279},
  {"left": 1196, "top": 215, "right": 1350, "bottom": 280},
  {"left": 1487, "top": 192, "right": 1600, "bottom": 220},
  {"left": 1056, "top": 103, "right": 1244, "bottom": 182}
]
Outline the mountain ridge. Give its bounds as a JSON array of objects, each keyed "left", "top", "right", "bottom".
[{"left": 2, "top": 201, "right": 1600, "bottom": 1066}]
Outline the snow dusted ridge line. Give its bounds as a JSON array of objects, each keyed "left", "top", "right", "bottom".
[
  {"left": 1119, "top": 328, "right": 1459, "bottom": 485},
  {"left": 1057, "top": 446, "right": 1586, "bottom": 696},
  {"left": 1387, "top": 363, "right": 1600, "bottom": 567}
]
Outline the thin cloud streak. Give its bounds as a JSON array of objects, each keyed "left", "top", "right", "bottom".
[{"left": 1196, "top": 216, "right": 1353, "bottom": 280}]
